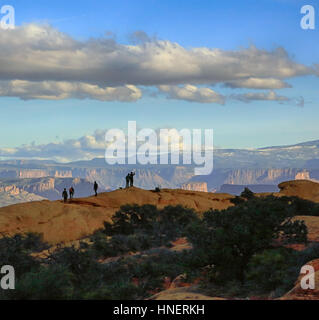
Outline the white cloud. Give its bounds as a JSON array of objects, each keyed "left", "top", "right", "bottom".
[
  {"left": 0, "top": 130, "right": 107, "bottom": 162},
  {"left": 0, "top": 126, "right": 212, "bottom": 162},
  {"left": 158, "top": 84, "right": 225, "bottom": 104},
  {"left": 224, "top": 77, "right": 292, "bottom": 89},
  {"left": 0, "top": 23, "right": 315, "bottom": 103},
  {"left": 230, "top": 91, "right": 291, "bottom": 103},
  {"left": 0, "top": 80, "right": 141, "bottom": 101}
]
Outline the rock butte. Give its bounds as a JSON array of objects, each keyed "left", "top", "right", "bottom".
[
  {"left": 0, "top": 187, "right": 234, "bottom": 244},
  {"left": 0, "top": 179, "right": 319, "bottom": 245}
]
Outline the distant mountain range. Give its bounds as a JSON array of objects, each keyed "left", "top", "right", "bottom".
[
  {"left": 213, "top": 139, "right": 319, "bottom": 169},
  {"left": 0, "top": 139, "right": 318, "bottom": 206}
]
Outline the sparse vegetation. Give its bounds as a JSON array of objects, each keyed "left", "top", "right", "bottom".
[{"left": 1, "top": 195, "right": 319, "bottom": 300}]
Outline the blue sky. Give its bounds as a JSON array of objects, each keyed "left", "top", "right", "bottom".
[{"left": 0, "top": 0, "right": 318, "bottom": 160}]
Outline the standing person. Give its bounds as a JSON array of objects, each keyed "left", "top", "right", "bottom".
[
  {"left": 129, "top": 172, "right": 135, "bottom": 187},
  {"left": 69, "top": 186, "right": 74, "bottom": 199},
  {"left": 62, "top": 188, "right": 68, "bottom": 203},
  {"left": 125, "top": 173, "right": 130, "bottom": 188},
  {"left": 94, "top": 181, "right": 98, "bottom": 196}
]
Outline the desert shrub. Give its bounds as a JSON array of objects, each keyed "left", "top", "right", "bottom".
[
  {"left": 230, "top": 196, "right": 246, "bottom": 205},
  {"left": 0, "top": 233, "right": 47, "bottom": 277},
  {"left": 93, "top": 204, "right": 199, "bottom": 258},
  {"left": 18, "top": 232, "right": 50, "bottom": 252},
  {"left": 245, "top": 248, "right": 298, "bottom": 294},
  {"left": 7, "top": 265, "right": 74, "bottom": 300},
  {"left": 103, "top": 204, "right": 198, "bottom": 237},
  {"left": 124, "top": 250, "right": 198, "bottom": 296},
  {"left": 45, "top": 245, "right": 104, "bottom": 296},
  {"left": 103, "top": 204, "right": 159, "bottom": 236},
  {"left": 187, "top": 196, "right": 308, "bottom": 283},
  {"left": 82, "top": 281, "right": 142, "bottom": 300},
  {"left": 231, "top": 194, "right": 319, "bottom": 217},
  {"left": 158, "top": 205, "right": 199, "bottom": 240},
  {"left": 240, "top": 187, "right": 255, "bottom": 199},
  {"left": 286, "top": 196, "right": 319, "bottom": 216},
  {"left": 90, "top": 231, "right": 155, "bottom": 258}
]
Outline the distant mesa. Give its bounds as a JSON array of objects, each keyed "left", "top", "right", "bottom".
[{"left": 181, "top": 182, "right": 208, "bottom": 193}]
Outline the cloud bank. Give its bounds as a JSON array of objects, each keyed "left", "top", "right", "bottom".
[{"left": 0, "top": 24, "right": 315, "bottom": 103}]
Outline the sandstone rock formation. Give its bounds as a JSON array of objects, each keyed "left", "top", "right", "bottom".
[
  {"left": 278, "top": 180, "right": 319, "bottom": 202},
  {"left": 0, "top": 187, "right": 234, "bottom": 244}
]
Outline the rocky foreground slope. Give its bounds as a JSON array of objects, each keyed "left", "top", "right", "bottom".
[
  {"left": 0, "top": 187, "right": 234, "bottom": 244},
  {"left": 1, "top": 179, "right": 319, "bottom": 245}
]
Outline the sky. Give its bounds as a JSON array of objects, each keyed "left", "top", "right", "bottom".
[{"left": 0, "top": 0, "right": 319, "bottom": 161}]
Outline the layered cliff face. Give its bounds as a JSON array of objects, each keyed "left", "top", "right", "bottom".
[
  {"left": 223, "top": 168, "right": 309, "bottom": 185},
  {"left": 0, "top": 177, "right": 101, "bottom": 206},
  {"left": 0, "top": 169, "right": 72, "bottom": 179},
  {"left": 0, "top": 157, "right": 318, "bottom": 193},
  {"left": 181, "top": 182, "right": 208, "bottom": 192},
  {"left": 70, "top": 166, "right": 195, "bottom": 190},
  {"left": 0, "top": 180, "right": 46, "bottom": 207},
  {"left": 0, "top": 191, "right": 45, "bottom": 208},
  {"left": 0, "top": 184, "right": 21, "bottom": 195},
  {"left": 192, "top": 168, "right": 316, "bottom": 189}
]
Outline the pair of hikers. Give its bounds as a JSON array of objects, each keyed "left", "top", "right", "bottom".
[
  {"left": 62, "top": 181, "right": 99, "bottom": 203},
  {"left": 125, "top": 172, "right": 135, "bottom": 188},
  {"left": 62, "top": 186, "right": 74, "bottom": 203}
]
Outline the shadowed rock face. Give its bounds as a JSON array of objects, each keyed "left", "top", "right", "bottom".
[
  {"left": 278, "top": 180, "right": 319, "bottom": 203},
  {"left": 0, "top": 187, "right": 234, "bottom": 244}
]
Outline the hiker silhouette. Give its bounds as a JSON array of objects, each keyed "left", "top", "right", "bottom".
[
  {"left": 69, "top": 186, "right": 74, "bottom": 199},
  {"left": 94, "top": 181, "right": 98, "bottom": 196},
  {"left": 129, "top": 172, "right": 135, "bottom": 187},
  {"left": 125, "top": 173, "right": 130, "bottom": 188},
  {"left": 62, "top": 188, "right": 68, "bottom": 203}
]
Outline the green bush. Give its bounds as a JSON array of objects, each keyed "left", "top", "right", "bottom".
[
  {"left": 91, "top": 204, "right": 200, "bottom": 259},
  {"left": 187, "top": 196, "right": 308, "bottom": 283},
  {"left": 0, "top": 233, "right": 48, "bottom": 277},
  {"left": 240, "top": 187, "right": 255, "bottom": 199},
  {"left": 245, "top": 248, "right": 298, "bottom": 294},
  {"left": 10, "top": 265, "right": 74, "bottom": 300}
]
